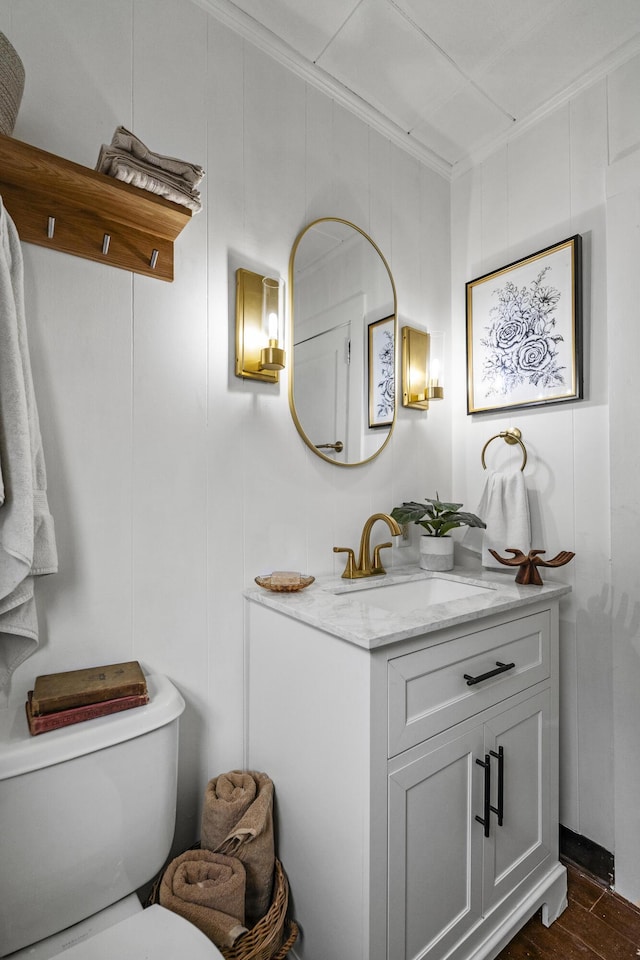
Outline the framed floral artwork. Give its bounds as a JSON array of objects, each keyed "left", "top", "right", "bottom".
[
  {"left": 368, "top": 315, "right": 395, "bottom": 427},
  {"left": 466, "top": 236, "right": 582, "bottom": 414}
]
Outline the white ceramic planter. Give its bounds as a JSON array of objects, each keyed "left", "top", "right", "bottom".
[{"left": 419, "top": 535, "right": 454, "bottom": 571}]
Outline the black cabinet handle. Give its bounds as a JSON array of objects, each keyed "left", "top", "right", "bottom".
[
  {"left": 464, "top": 661, "right": 515, "bottom": 686},
  {"left": 490, "top": 746, "right": 504, "bottom": 826},
  {"left": 475, "top": 754, "right": 491, "bottom": 838}
]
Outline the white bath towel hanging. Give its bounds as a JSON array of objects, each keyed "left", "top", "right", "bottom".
[
  {"left": 466, "top": 469, "right": 531, "bottom": 570},
  {"left": 0, "top": 196, "right": 57, "bottom": 700}
]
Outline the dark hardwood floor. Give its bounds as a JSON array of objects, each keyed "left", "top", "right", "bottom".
[{"left": 496, "top": 861, "right": 640, "bottom": 960}]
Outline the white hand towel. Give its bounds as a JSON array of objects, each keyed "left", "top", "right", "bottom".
[
  {"left": 467, "top": 470, "right": 531, "bottom": 570},
  {"left": 0, "top": 197, "right": 57, "bottom": 699}
]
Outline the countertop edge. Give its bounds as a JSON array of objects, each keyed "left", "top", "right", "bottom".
[{"left": 244, "top": 565, "right": 571, "bottom": 650}]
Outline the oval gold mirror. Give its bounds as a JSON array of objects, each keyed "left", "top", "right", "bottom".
[{"left": 288, "top": 218, "right": 397, "bottom": 466}]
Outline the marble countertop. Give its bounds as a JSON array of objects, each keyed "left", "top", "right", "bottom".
[{"left": 244, "top": 564, "right": 571, "bottom": 650}]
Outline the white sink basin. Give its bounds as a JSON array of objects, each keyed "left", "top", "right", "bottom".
[{"left": 335, "top": 574, "right": 495, "bottom": 615}]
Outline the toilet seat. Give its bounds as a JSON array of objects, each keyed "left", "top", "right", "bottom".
[{"left": 49, "top": 905, "right": 224, "bottom": 959}]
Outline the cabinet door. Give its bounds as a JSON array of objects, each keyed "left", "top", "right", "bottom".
[
  {"left": 482, "top": 690, "right": 552, "bottom": 914},
  {"left": 388, "top": 727, "right": 485, "bottom": 960}
]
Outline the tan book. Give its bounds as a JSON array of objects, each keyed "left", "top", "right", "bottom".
[{"left": 30, "top": 660, "right": 147, "bottom": 716}]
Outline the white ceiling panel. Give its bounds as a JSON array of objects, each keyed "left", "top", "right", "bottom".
[
  {"left": 317, "top": 0, "right": 466, "bottom": 132},
  {"left": 391, "top": 0, "right": 563, "bottom": 79},
  {"left": 479, "top": 0, "right": 640, "bottom": 118},
  {"left": 228, "top": 0, "right": 361, "bottom": 61},
  {"left": 409, "top": 83, "right": 515, "bottom": 166}
]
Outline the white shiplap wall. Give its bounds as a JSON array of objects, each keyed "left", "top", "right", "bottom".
[
  {"left": 451, "top": 89, "right": 612, "bottom": 849},
  {"left": 0, "top": 0, "right": 451, "bottom": 852},
  {"left": 451, "top": 55, "right": 640, "bottom": 900},
  {"left": 606, "top": 57, "right": 640, "bottom": 900}
]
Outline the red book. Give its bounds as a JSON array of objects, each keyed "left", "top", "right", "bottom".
[{"left": 25, "top": 689, "right": 149, "bottom": 735}]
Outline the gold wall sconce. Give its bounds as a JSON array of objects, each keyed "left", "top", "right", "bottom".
[
  {"left": 235, "top": 268, "right": 286, "bottom": 383},
  {"left": 401, "top": 325, "right": 444, "bottom": 409}
]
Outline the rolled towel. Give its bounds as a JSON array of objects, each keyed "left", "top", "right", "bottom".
[
  {"left": 159, "top": 849, "right": 248, "bottom": 949},
  {"left": 201, "top": 770, "right": 275, "bottom": 924}
]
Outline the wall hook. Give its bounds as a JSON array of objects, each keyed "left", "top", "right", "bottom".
[{"left": 150, "top": 249, "right": 159, "bottom": 270}]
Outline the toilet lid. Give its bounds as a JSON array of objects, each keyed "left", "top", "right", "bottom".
[{"left": 50, "top": 905, "right": 224, "bottom": 959}]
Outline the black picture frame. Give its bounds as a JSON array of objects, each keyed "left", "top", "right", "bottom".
[
  {"left": 466, "top": 235, "right": 583, "bottom": 414},
  {"left": 368, "top": 315, "right": 395, "bottom": 428}
]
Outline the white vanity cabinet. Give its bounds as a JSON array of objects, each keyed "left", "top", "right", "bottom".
[{"left": 245, "top": 582, "right": 568, "bottom": 960}]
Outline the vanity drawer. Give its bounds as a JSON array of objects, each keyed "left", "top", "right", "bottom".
[{"left": 388, "top": 611, "right": 550, "bottom": 756}]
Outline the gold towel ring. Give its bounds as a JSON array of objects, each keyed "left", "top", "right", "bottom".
[{"left": 481, "top": 427, "right": 527, "bottom": 472}]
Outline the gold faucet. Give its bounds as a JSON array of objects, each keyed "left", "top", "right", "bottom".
[{"left": 334, "top": 513, "right": 402, "bottom": 579}]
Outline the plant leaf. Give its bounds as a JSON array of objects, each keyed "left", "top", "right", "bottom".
[
  {"left": 390, "top": 501, "right": 486, "bottom": 532},
  {"left": 390, "top": 503, "right": 434, "bottom": 524},
  {"left": 453, "top": 511, "right": 486, "bottom": 529},
  {"left": 425, "top": 498, "right": 463, "bottom": 513}
]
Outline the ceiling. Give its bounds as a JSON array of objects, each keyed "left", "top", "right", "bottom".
[{"left": 200, "top": 0, "right": 640, "bottom": 176}]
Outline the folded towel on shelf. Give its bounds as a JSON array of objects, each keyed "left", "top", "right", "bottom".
[
  {"left": 201, "top": 770, "right": 275, "bottom": 924},
  {"left": 0, "top": 197, "right": 57, "bottom": 701},
  {"left": 110, "top": 125, "right": 204, "bottom": 187},
  {"left": 96, "top": 145, "right": 201, "bottom": 194},
  {"left": 96, "top": 150, "right": 202, "bottom": 212},
  {"left": 96, "top": 126, "right": 204, "bottom": 213},
  {"left": 465, "top": 470, "right": 531, "bottom": 570},
  {"left": 159, "top": 849, "right": 247, "bottom": 949}
]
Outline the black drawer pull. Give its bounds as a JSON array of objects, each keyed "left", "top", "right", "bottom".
[{"left": 464, "top": 661, "right": 515, "bottom": 686}]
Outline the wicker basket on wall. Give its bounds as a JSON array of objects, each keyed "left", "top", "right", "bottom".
[{"left": 0, "top": 32, "right": 25, "bottom": 136}]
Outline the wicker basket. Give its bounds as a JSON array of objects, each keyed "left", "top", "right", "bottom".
[
  {"left": 219, "top": 860, "right": 298, "bottom": 960},
  {"left": 148, "top": 855, "right": 298, "bottom": 960},
  {"left": 0, "top": 33, "right": 25, "bottom": 136}
]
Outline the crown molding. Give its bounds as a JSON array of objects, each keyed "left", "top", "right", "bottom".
[{"left": 191, "top": 0, "right": 453, "bottom": 179}]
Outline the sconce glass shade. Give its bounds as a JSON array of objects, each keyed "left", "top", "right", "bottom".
[
  {"left": 401, "top": 325, "right": 430, "bottom": 409},
  {"left": 235, "top": 268, "right": 285, "bottom": 382},
  {"left": 427, "top": 331, "right": 444, "bottom": 400},
  {"left": 260, "top": 277, "right": 286, "bottom": 371}
]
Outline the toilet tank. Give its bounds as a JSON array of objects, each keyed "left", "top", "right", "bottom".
[{"left": 0, "top": 674, "right": 185, "bottom": 957}]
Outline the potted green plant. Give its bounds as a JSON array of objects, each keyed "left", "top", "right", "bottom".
[{"left": 390, "top": 495, "right": 486, "bottom": 571}]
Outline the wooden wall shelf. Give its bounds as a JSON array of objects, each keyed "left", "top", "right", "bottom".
[{"left": 0, "top": 133, "right": 192, "bottom": 282}]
